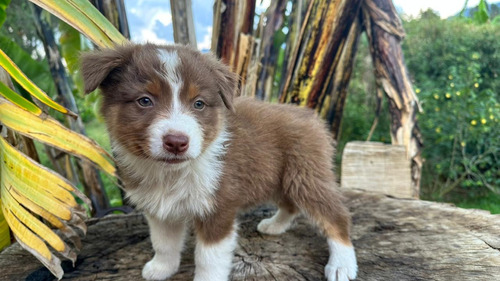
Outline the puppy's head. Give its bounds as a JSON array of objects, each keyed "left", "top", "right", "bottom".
[{"left": 80, "top": 43, "right": 237, "bottom": 164}]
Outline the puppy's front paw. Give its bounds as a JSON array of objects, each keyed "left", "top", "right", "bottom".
[
  {"left": 142, "top": 258, "right": 178, "bottom": 281},
  {"left": 325, "top": 240, "right": 357, "bottom": 281}
]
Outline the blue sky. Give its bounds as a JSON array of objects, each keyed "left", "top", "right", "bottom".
[{"left": 123, "top": 0, "right": 481, "bottom": 51}]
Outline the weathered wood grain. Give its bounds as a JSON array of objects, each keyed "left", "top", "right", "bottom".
[
  {"left": 341, "top": 142, "right": 414, "bottom": 198},
  {"left": 170, "top": 0, "right": 197, "bottom": 46},
  {"left": 1, "top": 190, "right": 499, "bottom": 280}
]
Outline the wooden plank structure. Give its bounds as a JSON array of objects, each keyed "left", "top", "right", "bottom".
[
  {"left": 1, "top": 190, "right": 499, "bottom": 280},
  {"left": 341, "top": 141, "right": 414, "bottom": 198}
]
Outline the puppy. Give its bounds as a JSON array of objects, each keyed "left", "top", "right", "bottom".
[{"left": 81, "top": 43, "right": 357, "bottom": 281}]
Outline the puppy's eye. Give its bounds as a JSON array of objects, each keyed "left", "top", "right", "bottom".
[
  {"left": 137, "top": 97, "right": 153, "bottom": 107},
  {"left": 193, "top": 100, "right": 205, "bottom": 110}
]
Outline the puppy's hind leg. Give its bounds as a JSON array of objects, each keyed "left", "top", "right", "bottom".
[
  {"left": 142, "top": 215, "right": 187, "bottom": 281},
  {"left": 283, "top": 167, "right": 357, "bottom": 281},
  {"left": 298, "top": 188, "right": 357, "bottom": 281},
  {"left": 257, "top": 200, "right": 298, "bottom": 235}
]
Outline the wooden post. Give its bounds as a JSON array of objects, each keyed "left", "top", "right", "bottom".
[{"left": 170, "top": 0, "right": 197, "bottom": 46}]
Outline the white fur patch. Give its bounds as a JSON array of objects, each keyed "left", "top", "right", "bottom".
[
  {"left": 157, "top": 49, "right": 182, "bottom": 100},
  {"left": 325, "top": 239, "right": 358, "bottom": 281},
  {"left": 113, "top": 128, "right": 230, "bottom": 221},
  {"left": 257, "top": 208, "right": 296, "bottom": 235},
  {"left": 151, "top": 49, "right": 204, "bottom": 161},
  {"left": 194, "top": 225, "right": 238, "bottom": 281},
  {"left": 142, "top": 216, "right": 186, "bottom": 280}
]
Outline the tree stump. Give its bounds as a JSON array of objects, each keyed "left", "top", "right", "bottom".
[{"left": 1, "top": 190, "right": 500, "bottom": 280}]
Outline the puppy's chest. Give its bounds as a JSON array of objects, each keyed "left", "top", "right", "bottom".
[{"left": 122, "top": 158, "right": 223, "bottom": 221}]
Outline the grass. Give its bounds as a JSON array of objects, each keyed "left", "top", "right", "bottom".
[{"left": 453, "top": 192, "right": 500, "bottom": 214}]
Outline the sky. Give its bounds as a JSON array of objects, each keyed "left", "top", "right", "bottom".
[
  {"left": 393, "top": 0, "right": 480, "bottom": 19},
  {"left": 123, "top": 0, "right": 483, "bottom": 51}
]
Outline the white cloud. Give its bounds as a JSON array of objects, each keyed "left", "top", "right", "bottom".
[
  {"left": 197, "top": 26, "right": 212, "bottom": 51},
  {"left": 129, "top": 8, "right": 174, "bottom": 44},
  {"left": 152, "top": 11, "right": 173, "bottom": 27},
  {"left": 393, "top": 0, "right": 480, "bottom": 18},
  {"left": 135, "top": 29, "right": 171, "bottom": 45}
]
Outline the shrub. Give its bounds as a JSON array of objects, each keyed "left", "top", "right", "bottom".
[{"left": 402, "top": 14, "right": 500, "bottom": 200}]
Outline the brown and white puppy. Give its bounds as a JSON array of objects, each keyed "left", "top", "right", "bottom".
[{"left": 81, "top": 43, "right": 357, "bottom": 281}]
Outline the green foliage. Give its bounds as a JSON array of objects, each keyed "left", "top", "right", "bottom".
[
  {"left": 338, "top": 33, "right": 391, "bottom": 165},
  {"left": 0, "top": 0, "right": 11, "bottom": 27},
  {"left": 0, "top": 0, "right": 41, "bottom": 57},
  {"left": 402, "top": 12, "right": 500, "bottom": 200},
  {"left": 0, "top": 34, "right": 56, "bottom": 99},
  {"left": 473, "top": 0, "right": 490, "bottom": 24}
]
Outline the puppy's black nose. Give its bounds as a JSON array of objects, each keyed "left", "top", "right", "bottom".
[{"left": 163, "top": 134, "right": 189, "bottom": 155}]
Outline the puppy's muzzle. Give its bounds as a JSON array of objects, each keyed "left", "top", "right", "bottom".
[{"left": 163, "top": 134, "right": 189, "bottom": 155}]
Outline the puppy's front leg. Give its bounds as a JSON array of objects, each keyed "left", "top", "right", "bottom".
[
  {"left": 194, "top": 215, "right": 238, "bottom": 281},
  {"left": 142, "top": 215, "right": 187, "bottom": 281}
]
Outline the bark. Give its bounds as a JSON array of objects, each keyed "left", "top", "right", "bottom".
[
  {"left": 212, "top": 0, "right": 238, "bottom": 65},
  {"left": 2, "top": 190, "right": 499, "bottom": 280},
  {"left": 255, "top": 0, "right": 287, "bottom": 101},
  {"left": 324, "top": 15, "right": 362, "bottom": 140},
  {"left": 362, "top": 0, "right": 423, "bottom": 197},
  {"left": 280, "top": 0, "right": 362, "bottom": 109},
  {"left": 32, "top": 5, "right": 110, "bottom": 215},
  {"left": 212, "top": 0, "right": 256, "bottom": 68},
  {"left": 212, "top": 0, "right": 256, "bottom": 97},
  {"left": 170, "top": 0, "right": 197, "bottom": 46},
  {"left": 277, "top": 0, "right": 305, "bottom": 101},
  {"left": 90, "top": 0, "right": 130, "bottom": 39}
]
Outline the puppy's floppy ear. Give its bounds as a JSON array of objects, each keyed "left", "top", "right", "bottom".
[
  {"left": 204, "top": 53, "right": 239, "bottom": 112},
  {"left": 80, "top": 47, "right": 128, "bottom": 94}
]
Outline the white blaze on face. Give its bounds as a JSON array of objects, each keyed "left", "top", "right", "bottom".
[{"left": 148, "top": 49, "right": 203, "bottom": 160}]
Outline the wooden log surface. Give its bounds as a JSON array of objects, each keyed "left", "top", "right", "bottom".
[{"left": 1, "top": 190, "right": 500, "bottom": 280}]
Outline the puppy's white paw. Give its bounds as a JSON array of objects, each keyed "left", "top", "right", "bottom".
[
  {"left": 142, "top": 258, "right": 178, "bottom": 281},
  {"left": 257, "top": 218, "right": 289, "bottom": 235},
  {"left": 325, "top": 240, "right": 357, "bottom": 281}
]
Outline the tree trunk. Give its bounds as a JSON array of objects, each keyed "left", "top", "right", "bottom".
[
  {"left": 212, "top": 0, "right": 238, "bottom": 65},
  {"left": 277, "top": 0, "right": 306, "bottom": 101},
  {"left": 2, "top": 190, "right": 499, "bottom": 280},
  {"left": 324, "top": 15, "right": 362, "bottom": 139},
  {"left": 255, "top": 0, "right": 287, "bottom": 101},
  {"left": 212, "top": 0, "right": 256, "bottom": 68},
  {"left": 32, "top": 5, "right": 110, "bottom": 215},
  {"left": 90, "top": 0, "right": 130, "bottom": 39},
  {"left": 170, "top": 0, "right": 197, "bottom": 46},
  {"left": 280, "top": 0, "right": 362, "bottom": 109},
  {"left": 362, "top": 0, "right": 423, "bottom": 197}
]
